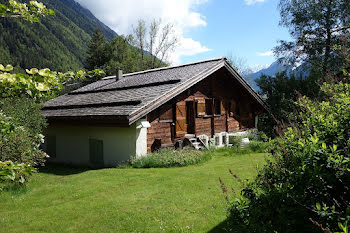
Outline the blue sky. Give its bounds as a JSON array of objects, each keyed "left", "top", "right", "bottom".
[
  {"left": 181, "top": 0, "right": 291, "bottom": 67},
  {"left": 76, "top": 0, "right": 291, "bottom": 68}
]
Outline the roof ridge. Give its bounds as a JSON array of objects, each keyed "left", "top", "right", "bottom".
[{"left": 102, "top": 57, "right": 226, "bottom": 80}]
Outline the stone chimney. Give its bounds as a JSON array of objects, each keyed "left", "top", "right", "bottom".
[{"left": 116, "top": 67, "right": 123, "bottom": 81}]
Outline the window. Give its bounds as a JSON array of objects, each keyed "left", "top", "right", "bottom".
[
  {"left": 205, "top": 99, "right": 213, "bottom": 116},
  {"left": 214, "top": 99, "right": 221, "bottom": 116},
  {"left": 47, "top": 135, "right": 56, "bottom": 158}
]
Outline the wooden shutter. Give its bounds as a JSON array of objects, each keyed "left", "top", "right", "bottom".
[
  {"left": 47, "top": 135, "right": 56, "bottom": 158},
  {"left": 159, "top": 105, "right": 173, "bottom": 122},
  {"left": 196, "top": 98, "right": 206, "bottom": 117},
  {"left": 221, "top": 100, "right": 226, "bottom": 115},
  {"left": 175, "top": 101, "right": 187, "bottom": 137},
  {"left": 230, "top": 100, "right": 236, "bottom": 117},
  {"left": 89, "top": 138, "right": 104, "bottom": 166}
]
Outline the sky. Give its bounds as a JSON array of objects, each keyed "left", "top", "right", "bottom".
[{"left": 75, "top": 0, "right": 291, "bottom": 69}]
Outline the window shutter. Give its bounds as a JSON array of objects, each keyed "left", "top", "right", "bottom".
[
  {"left": 230, "top": 100, "right": 236, "bottom": 117},
  {"left": 214, "top": 99, "right": 221, "bottom": 115},
  {"left": 196, "top": 98, "right": 206, "bottom": 117},
  {"left": 159, "top": 105, "right": 173, "bottom": 122},
  {"left": 221, "top": 100, "right": 226, "bottom": 115}
]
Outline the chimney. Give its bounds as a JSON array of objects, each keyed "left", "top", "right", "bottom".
[{"left": 116, "top": 67, "right": 123, "bottom": 81}]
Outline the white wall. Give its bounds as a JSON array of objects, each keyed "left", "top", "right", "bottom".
[
  {"left": 44, "top": 123, "right": 137, "bottom": 167},
  {"left": 135, "top": 119, "right": 148, "bottom": 158}
]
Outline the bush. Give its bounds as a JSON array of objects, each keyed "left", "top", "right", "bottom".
[
  {"left": 225, "top": 80, "right": 350, "bottom": 233},
  {"left": 0, "top": 97, "right": 47, "bottom": 137},
  {"left": 129, "top": 147, "right": 212, "bottom": 168},
  {"left": 0, "top": 160, "right": 36, "bottom": 190},
  {"left": 247, "top": 140, "right": 268, "bottom": 153},
  {"left": 0, "top": 111, "right": 47, "bottom": 166}
]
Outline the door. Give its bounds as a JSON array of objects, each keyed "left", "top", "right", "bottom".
[
  {"left": 89, "top": 138, "right": 104, "bottom": 167},
  {"left": 175, "top": 101, "right": 187, "bottom": 137},
  {"left": 186, "top": 101, "right": 195, "bottom": 134}
]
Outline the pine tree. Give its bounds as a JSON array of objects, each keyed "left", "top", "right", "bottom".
[{"left": 85, "top": 28, "right": 108, "bottom": 70}]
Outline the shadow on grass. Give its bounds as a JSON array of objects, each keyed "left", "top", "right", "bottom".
[
  {"left": 39, "top": 163, "right": 90, "bottom": 176},
  {"left": 207, "top": 219, "right": 230, "bottom": 233}
]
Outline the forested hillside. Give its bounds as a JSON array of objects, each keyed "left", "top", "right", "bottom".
[{"left": 0, "top": 0, "right": 116, "bottom": 72}]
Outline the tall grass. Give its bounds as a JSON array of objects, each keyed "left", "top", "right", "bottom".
[{"left": 129, "top": 147, "right": 212, "bottom": 168}]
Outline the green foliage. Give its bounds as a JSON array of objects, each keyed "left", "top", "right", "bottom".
[
  {"left": 0, "top": 160, "right": 36, "bottom": 188},
  {"left": 0, "top": 63, "right": 97, "bottom": 99},
  {"left": 0, "top": 0, "right": 54, "bottom": 22},
  {"left": 0, "top": 111, "right": 47, "bottom": 166},
  {"left": 129, "top": 147, "right": 212, "bottom": 168},
  {"left": 220, "top": 140, "right": 269, "bottom": 155},
  {"left": 85, "top": 28, "right": 109, "bottom": 70},
  {"left": 88, "top": 33, "right": 168, "bottom": 75},
  {"left": 102, "top": 35, "right": 143, "bottom": 74},
  {"left": 0, "top": 96, "right": 46, "bottom": 137},
  {"left": 256, "top": 70, "right": 321, "bottom": 136},
  {"left": 0, "top": 0, "right": 116, "bottom": 72},
  {"left": 0, "top": 113, "right": 47, "bottom": 166},
  {"left": 225, "top": 79, "right": 350, "bottom": 232}
]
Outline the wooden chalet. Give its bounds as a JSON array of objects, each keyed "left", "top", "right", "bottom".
[{"left": 41, "top": 57, "right": 267, "bottom": 167}]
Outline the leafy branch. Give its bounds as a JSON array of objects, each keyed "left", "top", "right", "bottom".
[{"left": 0, "top": 0, "right": 54, "bottom": 22}]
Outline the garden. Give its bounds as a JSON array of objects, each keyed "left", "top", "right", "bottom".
[{"left": 0, "top": 150, "right": 268, "bottom": 233}]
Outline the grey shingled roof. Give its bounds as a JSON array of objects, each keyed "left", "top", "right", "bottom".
[{"left": 42, "top": 57, "right": 266, "bottom": 124}]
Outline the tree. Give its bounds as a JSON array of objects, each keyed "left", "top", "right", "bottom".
[
  {"left": 256, "top": 70, "right": 320, "bottom": 136},
  {"left": 0, "top": 0, "right": 54, "bottom": 22},
  {"left": 226, "top": 52, "right": 249, "bottom": 74},
  {"left": 85, "top": 28, "right": 108, "bottom": 70},
  {"left": 275, "top": 0, "right": 350, "bottom": 73},
  {"left": 103, "top": 35, "right": 140, "bottom": 75},
  {"left": 132, "top": 18, "right": 178, "bottom": 69}
]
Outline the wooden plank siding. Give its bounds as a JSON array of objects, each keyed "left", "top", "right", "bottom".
[{"left": 146, "top": 68, "right": 263, "bottom": 152}]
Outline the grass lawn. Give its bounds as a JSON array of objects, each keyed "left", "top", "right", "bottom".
[{"left": 0, "top": 152, "right": 268, "bottom": 233}]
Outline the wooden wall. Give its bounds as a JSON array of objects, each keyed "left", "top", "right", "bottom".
[{"left": 146, "top": 67, "right": 264, "bottom": 152}]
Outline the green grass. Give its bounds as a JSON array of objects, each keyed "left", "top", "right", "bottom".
[
  {"left": 130, "top": 147, "right": 212, "bottom": 168},
  {"left": 0, "top": 151, "right": 268, "bottom": 233}
]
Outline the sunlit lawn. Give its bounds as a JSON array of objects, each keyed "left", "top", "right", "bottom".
[{"left": 0, "top": 150, "right": 268, "bottom": 233}]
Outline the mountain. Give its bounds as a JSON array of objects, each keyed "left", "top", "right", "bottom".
[
  {"left": 0, "top": 0, "right": 117, "bottom": 72},
  {"left": 242, "top": 61, "right": 286, "bottom": 91},
  {"left": 242, "top": 61, "right": 308, "bottom": 92}
]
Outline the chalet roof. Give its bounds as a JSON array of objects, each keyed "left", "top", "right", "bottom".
[{"left": 42, "top": 57, "right": 267, "bottom": 125}]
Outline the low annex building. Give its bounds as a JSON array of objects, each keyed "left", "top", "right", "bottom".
[{"left": 41, "top": 57, "right": 267, "bottom": 167}]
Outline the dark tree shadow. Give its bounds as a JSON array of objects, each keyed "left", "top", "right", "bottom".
[
  {"left": 207, "top": 219, "right": 230, "bottom": 233},
  {"left": 39, "top": 163, "right": 90, "bottom": 176}
]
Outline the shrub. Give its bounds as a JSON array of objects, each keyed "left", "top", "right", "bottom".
[
  {"left": 0, "top": 160, "right": 36, "bottom": 189},
  {"left": 247, "top": 140, "right": 268, "bottom": 153},
  {"left": 129, "top": 147, "right": 212, "bottom": 168},
  {"left": 0, "top": 97, "right": 47, "bottom": 137},
  {"left": 0, "top": 112, "right": 47, "bottom": 166},
  {"left": 224, "top": 80, "right": 350, "bottom": 233}
]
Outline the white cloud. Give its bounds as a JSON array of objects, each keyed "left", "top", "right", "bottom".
[
  {"left": 257, "top": 50, "right": 274, "bottom": 57},
  {"left": 170, "top": 37, "right": 211, "bottom": 64},
  {"left": 74, "top": 0, "right": 210, "bottom": 64},
  {"left": 244, "top": 0, "right": 266, "bottom": 5}
]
